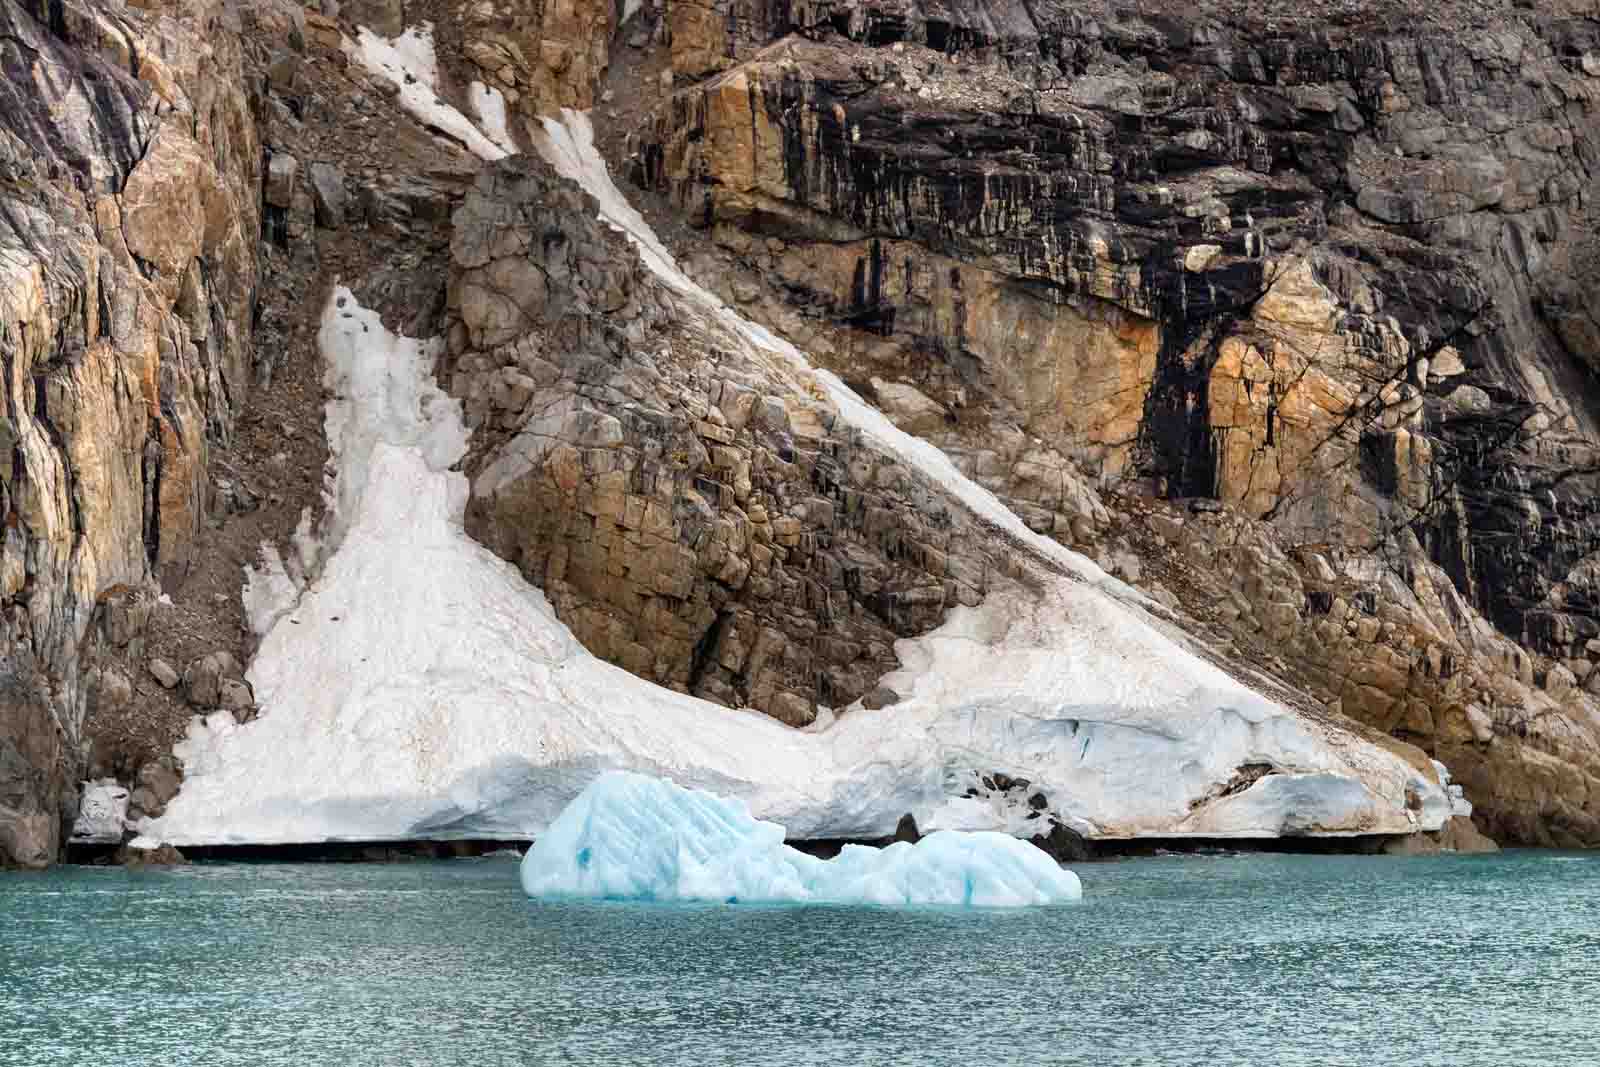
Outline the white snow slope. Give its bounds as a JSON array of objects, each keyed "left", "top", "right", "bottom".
[{"left": 144, "top": 97, "right": 1451, "bottom": 848}]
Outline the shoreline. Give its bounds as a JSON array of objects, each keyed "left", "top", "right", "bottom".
[{"left": 59, "top": 829, "right": 1496, "bottom": 867}]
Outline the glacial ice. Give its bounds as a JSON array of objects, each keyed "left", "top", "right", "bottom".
[
  {"left": 521, "top": 772, "right": 1083, "bottom": 907},
  {"left": 141, "top": 82, "right": 1454, "bottom": 850}
]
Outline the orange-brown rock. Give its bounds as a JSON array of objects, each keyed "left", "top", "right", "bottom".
[{"left": 0, "top": 0, "right": 260, "bottom": 865}]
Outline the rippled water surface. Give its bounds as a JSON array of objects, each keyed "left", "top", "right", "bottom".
[{"left": 3, "top": 850, "right": 1597, "bottom": 1065}]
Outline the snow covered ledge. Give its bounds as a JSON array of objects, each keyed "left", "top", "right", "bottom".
[
  {"left": 140, "top": 285, "right": 1450, "bottom": 850},
  {"left": 136, "top": 74, "right": 1451, "bottom": 849}
]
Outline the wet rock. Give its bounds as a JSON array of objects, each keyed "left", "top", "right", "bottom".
[
  {"left": 1438, "top": 816, "right": 1499, "bottom": 855},
  {"left": 117, "top": 842, "right": 187, "bottom": 867},
  {"left": 1032, "top": 822, "right": 1090, "bottom": 863}
]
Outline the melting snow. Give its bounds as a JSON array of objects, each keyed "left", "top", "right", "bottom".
[{"left": 143, "top": 99, "right": 1451, "bottom": 848}]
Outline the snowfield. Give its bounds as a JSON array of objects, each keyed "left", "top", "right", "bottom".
[{"left": 142, "top": 85, "right": 1452, "bottom": 849}]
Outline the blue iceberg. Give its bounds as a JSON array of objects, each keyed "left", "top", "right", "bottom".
[{"left": 519, "top": 772, "right": 1082, "bottom": 907}]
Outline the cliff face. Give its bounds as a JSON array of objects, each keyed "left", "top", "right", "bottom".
[
  {"left": 0, "top": 0, "right": 260, "bottom": 865},
  {"left": 623, "top": 0, "right": 1600, "bottom": 843},
  {"left": 8, "top": 0, "right": 1600, "bottom": 861},
  {"left": 446, "top": 154, "right": 1085, "bottom": 723}
]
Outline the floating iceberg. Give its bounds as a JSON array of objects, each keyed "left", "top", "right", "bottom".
[{"left": 520, "top": 772, "right": 1083, "bottom": 907}]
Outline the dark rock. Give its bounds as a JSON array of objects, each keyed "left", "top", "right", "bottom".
[
  {"left": 0, "top": 659, "right": 62, "bottom": 869},
  {"left": 1032, "top": 822, "right": 1091, "bottom": 864},
  {"left": 117, "top": 843, "right": 187, "bottom": 867},
  {"left": 861, "top": 686, "right": 899, "bottom": 710},
  {"left": 893, "top": 812, "right": 920, "bottom": 844}
]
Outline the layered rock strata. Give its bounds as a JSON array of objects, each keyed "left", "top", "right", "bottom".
[{"left": 626, "top": 0, "right": 1600, "bottom": 843}]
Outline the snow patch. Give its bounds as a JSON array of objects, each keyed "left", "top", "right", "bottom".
[
  {"left": 346, "top": 24, "right": 512, "bottom": 161},
  {"left": 522, "top": 771, "right": 1083, "bottom": 907},
  {"left": 468, "top": 81, "right": 513, "bottom": 152},
  {"left": 241, "top": 544, "right": 299, "bottom": 636}
]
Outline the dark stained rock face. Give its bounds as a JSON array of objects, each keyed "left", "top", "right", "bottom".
[
  {"left": 0, "top": 660, "right": 64, "bottom": 868},
  {"left": 627, "top": 0, "right": 1600, "bottom": 844}
]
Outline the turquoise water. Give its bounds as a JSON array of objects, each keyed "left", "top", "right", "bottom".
[{"left": 2, "top": 851, "right": 1597, "bottom": 1066}]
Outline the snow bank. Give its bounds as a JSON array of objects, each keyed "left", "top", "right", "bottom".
[
  {"left": 467, "top": 81, "right": 512, "bottom": 152},
  {"left": 143, "top": 108, "right": 1454, "bottom": 849},
  {"left": 346, "top": 24, "right": 513, "bottom": 161},
  {"left": 144, "top": 287, "right": 1443, "bottom": 848},
  {"left": 521, "top": 772, "right": 1082, "bottom": 907}
]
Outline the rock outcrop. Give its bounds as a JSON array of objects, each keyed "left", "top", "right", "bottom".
[
  {"left": 624, "top": 0, "right": 1600, "bottom": 843},
  {"left": 446, "top": 154, "right": 1057, "bottom": 721},
  {"left": 0, "top": 0, "right": 260, "bottom": 865}
]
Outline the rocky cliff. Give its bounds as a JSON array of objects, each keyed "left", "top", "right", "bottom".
[
  {"left": 0, "top": 0, "right": 260, "bottom": 865},
  {"left": 445, "top": 153, "right": 1071, "bottom": 723},
  {"left": 7, "top": 0, "right": 1600, "bottom": 864},
  {"left": 619, "top": 0, "right": 1600, "bottom": 844}
]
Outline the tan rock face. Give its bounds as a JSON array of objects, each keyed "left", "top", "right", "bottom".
[
  {"left": 0, "top": 0, "right": 260, "bottom": 865},
  {"left": 457, "top": 0, "right": 614, "bottom": 123},
  {"left": 444, "top": 157, "right": 1080, "bottom": 725},
  {"left": 757, "top": 234, "right": 1160, "bottom": 478}
]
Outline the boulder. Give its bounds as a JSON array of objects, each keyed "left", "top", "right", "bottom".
[
  {"left": 265, "top": 152, "right": 299, "bottom": 209},
  {"left": 148, "top": 658, "right": 180, "bottom": 689},
  {"left": 870, "top": 378, "right": 948, "bottom": 435},
  {"left": 183, "top": 652, "right": 244, "bottom": 709},
  {"left": 117, "top": 842, "right": 187, "bottom": 866},
  {"left": 308, "top": 161, "right": 346, "bottom": 229}
]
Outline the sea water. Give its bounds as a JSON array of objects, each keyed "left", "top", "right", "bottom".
[{"left": 2, "top": 850, "right": 1596, "bottom": 1066}]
